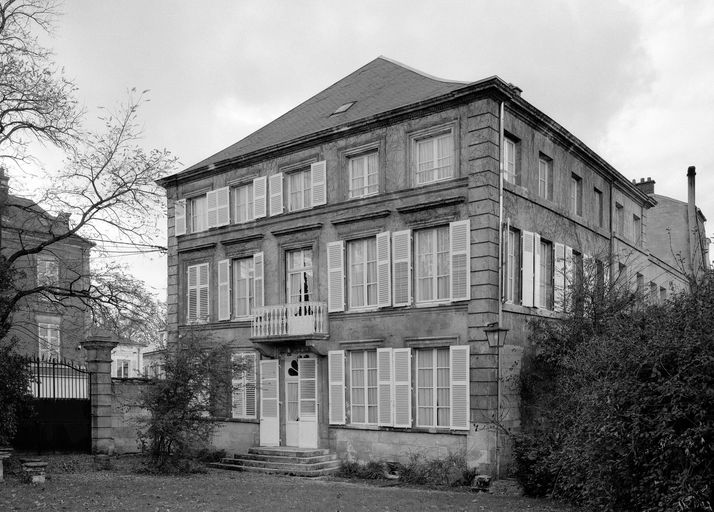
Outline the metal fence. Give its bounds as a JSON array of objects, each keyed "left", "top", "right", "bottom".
[{"left": 26, "top": 356, "right": 90, "bottom": 399}]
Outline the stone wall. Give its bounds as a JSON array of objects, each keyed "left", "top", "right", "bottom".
[{"left": 111, "top": 378, "right": 152, "bottom": 454}]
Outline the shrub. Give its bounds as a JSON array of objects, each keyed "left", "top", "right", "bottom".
[{"left": 0, "top": 338, "right": 33, "bottom": 447}]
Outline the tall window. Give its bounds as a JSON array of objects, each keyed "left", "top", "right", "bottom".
[
  {"left": 538, "top": 155, "right": 553, "bottom": 200},
  {"left": 37, "top": 253, "right": 59, "bottom": 286},
  {"left": 570, "top": 174, "right": 582, "bottom": 216},
  {"left": 38, "top": 321, "right": 60, "bottom": 359},
  {"left": 234, "top": 183, "right": 254, "bottom": 224},
  {"left": 594, "top": 188, "right": 604, "bottom": 228},
  {"left": 539, "top": 239, "right": 554, "bottom": 309},
  {"left": 503, "top": 136, "right": 518, "bottom": 184},
  {"left": 348, "top": 238, "right": 377, "bottom": 309},
  {"left": 348, "top": 152, "right": 378, "bottom": 198},
  {"left": 187, "top": 263, "right": 209, "bottom": 322},
  {"left": 505, "top": 228, "right": 521, "bottom": 303},
  {"left": 415, "top": 226, "right": 450, "bottom": 302},
  {"left": 286, "top": 248, "right": 313, "bottom": 303},
  {"left": 232, "top": 353, "right": 257, "bottom": 419},
  {"left": 416, "top": 348, "right": 450, "bottom": 427},
  {"left": 414, "top": 130, "right": 454, "bottom": 185},
  {"left": 232, "top": 258, "right": 254, "bottom": 317},
  {"left": 616, "top": 203, "right": 625, "bottom": 235},
  {"left": 286, "top": 169, "right": 312, "bottom": 212},
  {"left": 116, "top": 359, "right": 130, "bottom": 378},
  {"left": 188, "top": 195, "right": 207, "bottom": 233},
  {"left": 349, "top": 350, "right": 377, "bottom": 424},
  {"left": 632, "top": 215, "right": 641, "bottom": 245}
]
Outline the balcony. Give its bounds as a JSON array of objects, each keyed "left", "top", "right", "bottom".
[{"left": 251, "top": 301, "right": 328, "bottom": 339}]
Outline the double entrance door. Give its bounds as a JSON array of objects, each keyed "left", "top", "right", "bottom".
[{"left": 259, "top": 356, "right": 318, "bottom": 448}]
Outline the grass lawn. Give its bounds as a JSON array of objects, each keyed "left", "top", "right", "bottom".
[{"left": 0, "top": 454, "right": 575, "bottom": 512}]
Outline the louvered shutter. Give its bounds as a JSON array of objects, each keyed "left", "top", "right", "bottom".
[
  {"left": 392, "top": 230, "right": 412, "bottom": 307},
  {"left": 533, "top": 233, "right": 542, "bottom": 308},
  {"left": 206, "top": 189, "right": 218, "bottom": 228},
  {"left": 584, "top": 254, "right": 594, "bottom": 289},
  {"left": 217, "top": 259, "right": 230, "bottom": 321},
  {"left": 392, "top": 348, "right": 412, "bottom": 428},
  {"left": 376, "top": 232, "right": 391, "bottom": 307},
  {"left": 198, "top": 263, "right": 210, "bottom": 320},
  {"left": 231, "top": 353, "right": 244, "bottom": 417},
  {"left": 377, "top": 348, "right": 393, "bottom": 426},
  {"left": 450, "top": 220, "right": 470, "bottom": 301},
  {"left": 522, "top": 231, "right": 535, "bottom": 307},
  {"left": 187, "top": 264, "right": 198, "bottom": 321},
  {"left": 253, "top": 176, "right": 267, "bottom": 219},
  {"left": 450, "top": 345, "right": 470, "bottom": 430},
  {"left": 328, "top": 350, "right": 345, "bottom": 425},
  {"left": 565, "top": 246, "right": 574, "bottom": 290},
  {"left": 269, "top": 173, "right": 283, "bottom": 216},
  {"left": 175, "top": 199, "right": 186, "bottom": 236},
  {"left": 215, "top": 187, "right": 230, "bottom": 226},
  {"left": 245, "top": 353, "right": 257, "bottom": 417},
  {"left": 311, "top": 161, "right": 327, "bottom": 206},
  {"left": 327, "top": 241, "right": 344, "bottom": 312},
  {"left": 253, "top": 252, "right": 264, "bottom": 309},
  {"left": 554, "top": 243, "right": 565, "bottom": 312},
  {"left": 259, "top": 359, "right": 279, "bottom": 446}
]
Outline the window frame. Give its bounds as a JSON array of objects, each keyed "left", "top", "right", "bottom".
[
  {"left": 233, "top": 182, "right": 255, "bottom": 224},
  {"left": 348, "top": 151, "right": 379, "bottom": 199},
  {"left": 632, "top": 214, "right": 642, "bottom": 245},
  {"left": 347, "top": 237, "right": 378, "bottom": 310},
  {"left": 615, "top": 203, "right": 625, "bottom": 235},
  {"left": 186, "top": 262, "right": 210, "bottom": 323},
  {"left": 415, "top": 347, "right": 451, "bottom": 428},
  {"left": 232, "top": 352, "right": 257, "bottom": 420},
  {"left": 286, "top": 247, "right": 313, "bottom": 304},
  {"left": 539, "top": 238, "right": 554, "bottom": 310},
  {"left": 188, "top": 194, "right": 208, "bottom": 233},
  {"left": 570, "top": 173, "right": 583, "bottom": 217},
  {"left": 594, "top": 188, "right": 604, "bottom": 228},
  {"left": 414, "top": 225, "right": 451, "bottom": 304},
  {"left": 505, "top": 227, "right": 522, "bottom": 304},
  {"left": 38, "top": 320, "right": 60, "bottom": 360},
  {"left": 349, "top": 350, "right": 378, "bottom": 425},
  {"left": 285, "top": 167, "right": 313, "bottom": 212},
  {"left": 503, "top": 135, "right": 519, "bottom": 185},
  {"left": 232, "top": 257, "right": 255, "bottom": 318},
  {"left": 37, "top": 253, "right": 59, "bottom": 287},
  {"left": 537, "top": 154, "right": 553, "bottom": 200},
  {"left": 411, "top": 124, "right": 456, "bottom": 187}
]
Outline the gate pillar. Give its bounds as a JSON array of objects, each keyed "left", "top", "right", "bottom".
[{"left": 83, "top": 335, "right": 118, "bottom": 460}]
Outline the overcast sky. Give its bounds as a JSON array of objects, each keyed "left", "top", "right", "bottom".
[{"left": 13, "top": 0, "right": 714, "bottom": 296}]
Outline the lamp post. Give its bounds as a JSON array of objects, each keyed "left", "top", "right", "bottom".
[{"left": 484, "top": 323, "right": 509, "bottom": 479}]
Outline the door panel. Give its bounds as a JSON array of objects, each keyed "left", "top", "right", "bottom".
[
  {"left": 298, "top": 358, "right": 318, "bottom": 448},
  {"left": 259, "top": 360, "right": 279, "bottom": 446}
]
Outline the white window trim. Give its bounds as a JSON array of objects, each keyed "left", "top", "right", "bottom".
[
  {"left": 348, "top": 238, "right": 378, "bottom": 311},
  {"left": 414, "top": 226, "right": 451, "bottom": 305},
  {"left": 349, "top": 350, "right": 378, "bottom": 425},
  {"left": 234, "top": 182, "right": 255, "bottom": 225},
  {"left": 411, "top": 124, "right": 456, "bottom": 187},
  {"left": 38, "top": 318, "right": 61, "bottom": 360},
  {"left": 348, "top": 151, "right": 379, "bottom": 199},
  {"left": 415, "top": 347, "right": 450, "bottom": 428}
]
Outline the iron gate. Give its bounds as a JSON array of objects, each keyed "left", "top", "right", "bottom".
[{"left": 14, "top": 357, "right": 92, "bottom": 453}]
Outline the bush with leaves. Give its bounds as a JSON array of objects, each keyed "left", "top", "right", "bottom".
[
  {"left": 0, "top": 337, "right": 33, "bottom": 446},
  {"left": 515, "top": 270, "right": 714, "bottom": 511}
]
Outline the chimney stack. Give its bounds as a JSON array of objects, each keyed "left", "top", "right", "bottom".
[{"left": 634, "top": 176, "right": 655, "bottom": 195}]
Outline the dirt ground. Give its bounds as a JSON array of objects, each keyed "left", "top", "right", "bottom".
[{"left": 0, "top": 454, "right": 575, "bottom": 512}]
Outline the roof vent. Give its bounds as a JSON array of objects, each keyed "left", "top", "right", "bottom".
[{"left": 331, "top": 101, "right": 356, "bottom": 116}]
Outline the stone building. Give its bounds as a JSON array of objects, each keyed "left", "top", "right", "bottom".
[{"left": 157, "top": 57, "right": 706, "bottom": 473}]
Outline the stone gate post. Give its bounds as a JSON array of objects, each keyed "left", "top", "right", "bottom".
[{"left": 83, "top": 334, "right": 118, "bottom": 464}]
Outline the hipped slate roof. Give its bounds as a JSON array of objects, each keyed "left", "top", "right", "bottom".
[{"left": 178, "top": 57, "right": 477, "bottom": 175}]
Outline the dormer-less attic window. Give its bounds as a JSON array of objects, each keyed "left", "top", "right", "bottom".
[{"left": 331, "top": 101, "right": 355, "bottom": 116}]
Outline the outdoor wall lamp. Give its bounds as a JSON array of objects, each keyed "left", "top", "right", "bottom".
[{"left": 484, "top": 323, "right": 509, "bottom": 348}]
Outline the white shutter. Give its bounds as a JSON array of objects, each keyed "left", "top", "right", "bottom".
[
  {"left": 450, "top": 220, "right": 470, "bottom": 301},
  {"left": 392, "top": 348, "right": 412, "bottom": 428},
  {"left": 450, "top": 345, "right": 470, "bottom": 430},
  {"left": 392, "top": 230, "right": 412, "bottom": 307},
  {"left": 232, "top": 353, "right": 257, "bottom": 418},
  {"left": 554, "top": 243, "right": 565, "bottom": 312},
  {"left": 253, "top": 252, "right": 264, "bottom": 309},
  {"left": 269, "top": 173, "right": 283, "bottom": 216},
  {"left": 217, "top": 259, "right": 230, "bottom": 321},
  {"left": 174, "top": 199, "right": 186, "bottom": 236},
  {"left": 187, "top": 264, "right": 198, "bottom": 321},
  {"left": 328, "top": 350, "right": 345, "bottom": 425},
  {"left": 522, "top": 231, "right": 535, "bottom": 307},
  {"left": 259, "top": 359, "right": 279, "bottom": 446},
  {"left": 565, "top": 246, "right": 574, "bottom": 311},
  {"left": 377, "top": 348, "right": 393, "bottom": 426},
  {"left": 215, "top": 187, "right": 230, "bottom": 226},
  {"left": 245, "top": 353, "right": 257, "bottom": 418},
  {"left": 311, "top": 161, "right": 327, "bottom": 206},
  {"left": 206, "top": 189, "right": 218, "bottom": 228},
  {"left": 198, "top": 263, "right": 210, "bottom": 320},
  {"left": 533, "top": 233, "right": 542, "bottom": 308},
  {"left": 376, "top": 232, "right": 391, "bottom": 307},
  {"left": 584, "top": 254, "right": 594, "bottom": 288},
  {"left": 253, "top": 176, "right": 267, "bottom": 219},
  {"left": 327, "top": 241, "right": 345, "bottom": 312}
]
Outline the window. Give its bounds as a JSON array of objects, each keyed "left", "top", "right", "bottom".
[
  {"left": 188, "top": 195, "right": 207, "bottom": 233},
  {"left": 286, "top": 248, "right": 313, "bottom": 303},
  {"left": 570, "top": 174, "right": 582, "bottom": 216},
  {"left": 286, "top": 169, "right": 312, "bottom": 212},
  {"left": 649, "top": 281, "right": 658, "bottom": 303},
  {"left": 187, "top": 263, "right": 209, "bottom": 322},
  {"left": 539, "top": 239, "right": 554, "bottom": 309},
  {"left": 503, "top": 136, "right": 518, "bottom": 184},
  {"left": 633, "top": 215, "right": 641, "bottom": 245},
  {"left": 234, "top": 183, "right": 254, "bottom": 224},
  {"left": 594, "top": 188, "right": 604, "bottom": 228},
  {"left": 348, "top": 238, "right": 377, "bottom": 309},
  {"left": 538, "top": 155, "right": 553, "bottom": 200},
  {"left": 616, "top": 203, "right": 625, "bottom": 235},
  {"left": 413, "top": 129, "right": 454, "bottom": 185},
  {"left": 38, "top": 321, "right": 60, "bottom": 359},
  {"left": 37, "top": 253, "right": 59, "bottom": 286},
  {"left": 505, "top": 228, "right": 521, "bottom": 303},
  {"left": 349, "top": 350, "right": 377, "bottom": 424},
  {"left": 636, "top": 273, "right": 644, "bottom": 297},
  {"left": 232, "top": 258, "right": 254, "bottom": 317},
  {"left": 618, "top": 262, "right": 627, "bottom": 286},
  {"left": 415, "top": 226, "right": 450, "bottom": 303},
  {"left": 232, "top": 353, "right": 257, "bottom": 419},
  {"left": 348, "top": 152, "right": 378, "bottom": 199},
  {"left": 660, "top": 286, "right": 667, "bottom": 302},
  {"left": 416, "top": 348, "right": 450, "bottom": 428},
  {"left": 116, "top": 359, "right": 130, "bottom": 378}
]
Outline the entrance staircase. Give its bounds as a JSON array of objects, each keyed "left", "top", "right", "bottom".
[{"left": 209, "top": 446, "right": 341, "bottom": 477}]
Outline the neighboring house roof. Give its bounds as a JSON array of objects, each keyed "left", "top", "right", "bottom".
[{"left": 651, "top": 193, "right": 707, "bottom": 223}]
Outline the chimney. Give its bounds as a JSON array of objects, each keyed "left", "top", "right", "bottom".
[
  {"left": 634, "top": 176, "right": 655, "bottom": 195},
  {"left": 687, "top": 166, "right": 697, "bottom": 275}
]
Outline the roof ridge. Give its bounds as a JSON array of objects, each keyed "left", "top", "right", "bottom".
[{"left": 376, "top": 55, "right": 471, "bottom": 85}]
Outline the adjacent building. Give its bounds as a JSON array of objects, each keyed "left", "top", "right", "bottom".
[{"left": 158, "top": 57, "right": 707, "bottom": 473}]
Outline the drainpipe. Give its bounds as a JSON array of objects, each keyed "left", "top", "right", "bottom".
[
  {"left": 687, "top": 166, "right": 697, "bottom": 277},
  {"left": 496, "top": 101, "right": 505, "bottom": 479}
]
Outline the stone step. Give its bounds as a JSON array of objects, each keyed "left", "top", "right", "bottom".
[
  {"left": 248, "top": 446, "right": 331, "bottom": 458},
  {"left": 221, "top": 457, "right": 340, "bottom": 472},
  {"left": 209, "top": 462, "right": 340, "bottom": 478},
  {"left": 236, "top": 452, "right": 337, "bottom": 464}
]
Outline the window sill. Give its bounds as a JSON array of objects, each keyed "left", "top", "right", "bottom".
[{"left": 502, "top": 302, "right": 563, "bottom": 318}]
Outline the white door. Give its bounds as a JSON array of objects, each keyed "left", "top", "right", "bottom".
[
  {"left": 298, "top": 358, "right": 318, "bottom": 449},
  {"left": 285, "top": 358, "right": 300, "bottom": 446},
  {"left": 259, "top": 359, "right": 279, "bottom": 446}
]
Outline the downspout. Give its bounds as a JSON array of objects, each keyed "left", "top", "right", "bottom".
[{"left": 496, "top": 100, "right": 505, "bottom": 479}]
